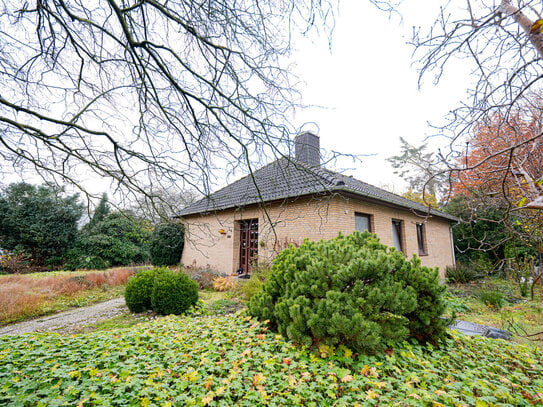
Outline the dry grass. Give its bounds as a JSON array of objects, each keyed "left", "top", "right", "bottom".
[
  {"left": 212, "top": 276, "right": 238, "bottom": 292},
  {"left": 0, "top": 268, "right": 135, "bottom": 325}
]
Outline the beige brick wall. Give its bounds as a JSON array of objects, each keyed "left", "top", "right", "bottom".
[{"left": 180, "top": 194, "right": 454, "bottom": 278}]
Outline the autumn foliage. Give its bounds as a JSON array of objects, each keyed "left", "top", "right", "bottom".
[{"left": 452, "top": 111, "right": 543, "bottom": 204}]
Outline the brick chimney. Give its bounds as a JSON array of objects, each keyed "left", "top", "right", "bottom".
[{"left": 295, "top": 132, "right": 320, "bottom": 167}]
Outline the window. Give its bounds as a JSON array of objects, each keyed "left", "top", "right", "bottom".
[
  {"left": 355, "top": 213, "right": 372, "bottom": 232},
  {"left": 391, "top": 219, "right": 404, "bottom": 253},
  {"left": 416, "top": 223, "right": 427, "bottom": 256}
]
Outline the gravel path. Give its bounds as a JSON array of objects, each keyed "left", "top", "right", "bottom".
[{"left": 0, "top": 297, "right": 127, "bottom": 336}]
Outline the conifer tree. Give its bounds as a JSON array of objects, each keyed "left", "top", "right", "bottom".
[{"left": 249, "top": 231, "right": 448, "bottom": 353}]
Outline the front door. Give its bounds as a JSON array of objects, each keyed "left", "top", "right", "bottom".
[{"left": 239, "top": 219, "right": 258, "bottom": 273}]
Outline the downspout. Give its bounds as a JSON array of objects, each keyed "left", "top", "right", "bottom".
[{"left": 449, "top": 224, "right": 456, "bottom": 268}]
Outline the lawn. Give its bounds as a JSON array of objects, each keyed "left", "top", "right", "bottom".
[
  {"left": 1, "top": 309, "right": 543, "bottom": 406},
  {"left": 0, "top": 267, "right": 147, "bottom": 325}
]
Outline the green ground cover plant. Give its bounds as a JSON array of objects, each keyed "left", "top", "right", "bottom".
[{"left": 1, "top": 311, "right": 542, "bottom": 406}]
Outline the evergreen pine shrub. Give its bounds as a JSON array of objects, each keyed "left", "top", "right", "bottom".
[
  {"left": 248, "top": 231, "right": 448, "bottom": 353},
  {"left": 125, "top": 269, "right": 158, "bottom": 313},
  {"left": 150, "top": 223, "right": 184, "bottom": 266},
  {"left": 151, "top": 270, "right": 198, "bottom": 315}
]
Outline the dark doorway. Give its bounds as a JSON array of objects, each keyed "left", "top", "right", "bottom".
[{"left": 239, "top": 219, "right": 258, "bottom": 273}]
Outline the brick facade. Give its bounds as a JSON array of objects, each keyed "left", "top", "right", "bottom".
[{"left": 180, "top": 193, "right": 455, "bottom": 279}]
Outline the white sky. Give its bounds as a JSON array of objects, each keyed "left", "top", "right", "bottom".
[{"left": 291, "top": 0, "right": 471, "bottom": 192}]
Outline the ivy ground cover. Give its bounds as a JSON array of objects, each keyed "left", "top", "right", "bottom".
[{"left": 1, "top": 311, "right": 543, "bottom": 406}]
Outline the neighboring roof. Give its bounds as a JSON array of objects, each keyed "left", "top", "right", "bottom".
[{"left": 177, "top": 157, "right": 458, "bottom": 221}]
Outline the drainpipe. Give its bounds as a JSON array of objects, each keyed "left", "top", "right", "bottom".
[{"left": 449, "top": 225, "right": 456, "bottom": 268}]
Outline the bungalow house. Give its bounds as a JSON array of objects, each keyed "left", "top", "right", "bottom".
[{"left": 177, "top": 133, "right": 457, "bottom": 278}]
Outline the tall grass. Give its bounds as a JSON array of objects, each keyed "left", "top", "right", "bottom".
[{"left": 0, "top": 268, "right": 135, "bottom": 325}]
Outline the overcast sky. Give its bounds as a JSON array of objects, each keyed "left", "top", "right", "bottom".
[{"left": 292, "top": 0, "right": 471, "bottom": 192}]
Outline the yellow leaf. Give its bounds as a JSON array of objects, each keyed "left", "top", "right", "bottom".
[
  {"left": 531, "top": 19, "right": 543, "bottom": 34},
  {"left": 201, "top": 392, "right": 214, "bottom": 406},
  {"left": 360, "top": 365, "right": 379, "bottom": 378},
  {"left": 374, "top": 381, "right": 387, "bottom": 389},
  {"left": 475, "top": 400, "right": 488, "bottom": 407},
  {"left": 204, "top": 377, "right": 213, "bottom": 390},
  {"left": 365, "top": 390, "right": 378, "bottom": 400},
  {"left": 252, "top": 373, "right": 266, "bottom": 386}
]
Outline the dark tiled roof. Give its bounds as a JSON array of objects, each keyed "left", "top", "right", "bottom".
[{"left": 177, "top": 157, "right": 458, "bottom": 221}]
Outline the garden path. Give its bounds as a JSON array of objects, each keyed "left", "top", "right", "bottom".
[{"left": 0, "top": 297, "right": 126, "bottom": 336}]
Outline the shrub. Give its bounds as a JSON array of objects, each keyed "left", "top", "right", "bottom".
[
  {"left": 478, "top": 288, "right": 504, "bottom": 310},
  {"left": 66, "top": 212, "right": 151, "bottom": 269},
  {"left": 150, "top": 223, "right": 184, "bottom": 266},
  {"left": 183, "top": 265, "right": 222, "bottom": 289},
  {"left": 0, "top": 252, "right": 31, "bottom": 274},
  {"left": 125, "top": 269, "right": 159, "bottom": 313},
  {"left": 151, "top": 270, "right": 198, "bottom": 315},
  {"left": 445, "top": 263, "right": 482, "bottom": 284},
  {"left": 248, "top": 231, "right": 448, "bottom": 354}
]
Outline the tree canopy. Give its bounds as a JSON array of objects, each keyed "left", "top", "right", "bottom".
[
  {"left": 0, "top": 183, "right": 83, "bottom": 266},
  {"left": 0, "top": 0, "right": 351, "bottom": 208}
]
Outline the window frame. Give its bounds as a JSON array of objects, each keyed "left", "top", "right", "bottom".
[
  {"left": 391, "top": 219, "right": 405, "bottom": 254},
  {"left": 354, "top": 212, "right": 372, "bottom": 233},
  {"left": 416, "top": 223, "right": 428, "bottom": 256}
]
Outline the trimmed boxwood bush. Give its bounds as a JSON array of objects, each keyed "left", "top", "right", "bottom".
[
  {"left": 150, "top": 223, "right": 185, "bottom": 266},
  {"left": 248, "top": 231, "right": 448, "bottom": 354},
  {"left": 124, "top": 269, "right": 158, "bottom": 313},
  {"left": 151, "top": 270, "right": 199, "bottom": 315}
]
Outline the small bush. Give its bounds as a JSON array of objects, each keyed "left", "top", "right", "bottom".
[
  {"left": 150, "top": 223, "right": 184, "bottom": 266},
  {"left": 446, "top": 263, "right": 482, "bottom": 284},
  {"left": 125, "top": 269, "right": 159, "bottom": 313},
  {"left": 478, "top": 288, "right": 504, "bottom": 310},
  {"left": 248, "top": 232, "right": 448, "bottom": 354},
  {"left": 183, "top": 265, "right": 222, "bottom": 289},
  {"left": 151, "top": 270, "right": 198, "bottom": 315}
]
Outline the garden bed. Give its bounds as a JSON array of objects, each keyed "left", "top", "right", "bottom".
[
  {"left": 1, "top": 310, "right": 542, "bottom": 406},
  {"left": 445, "top": 279, "right": 543, "bottom": 346}
]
